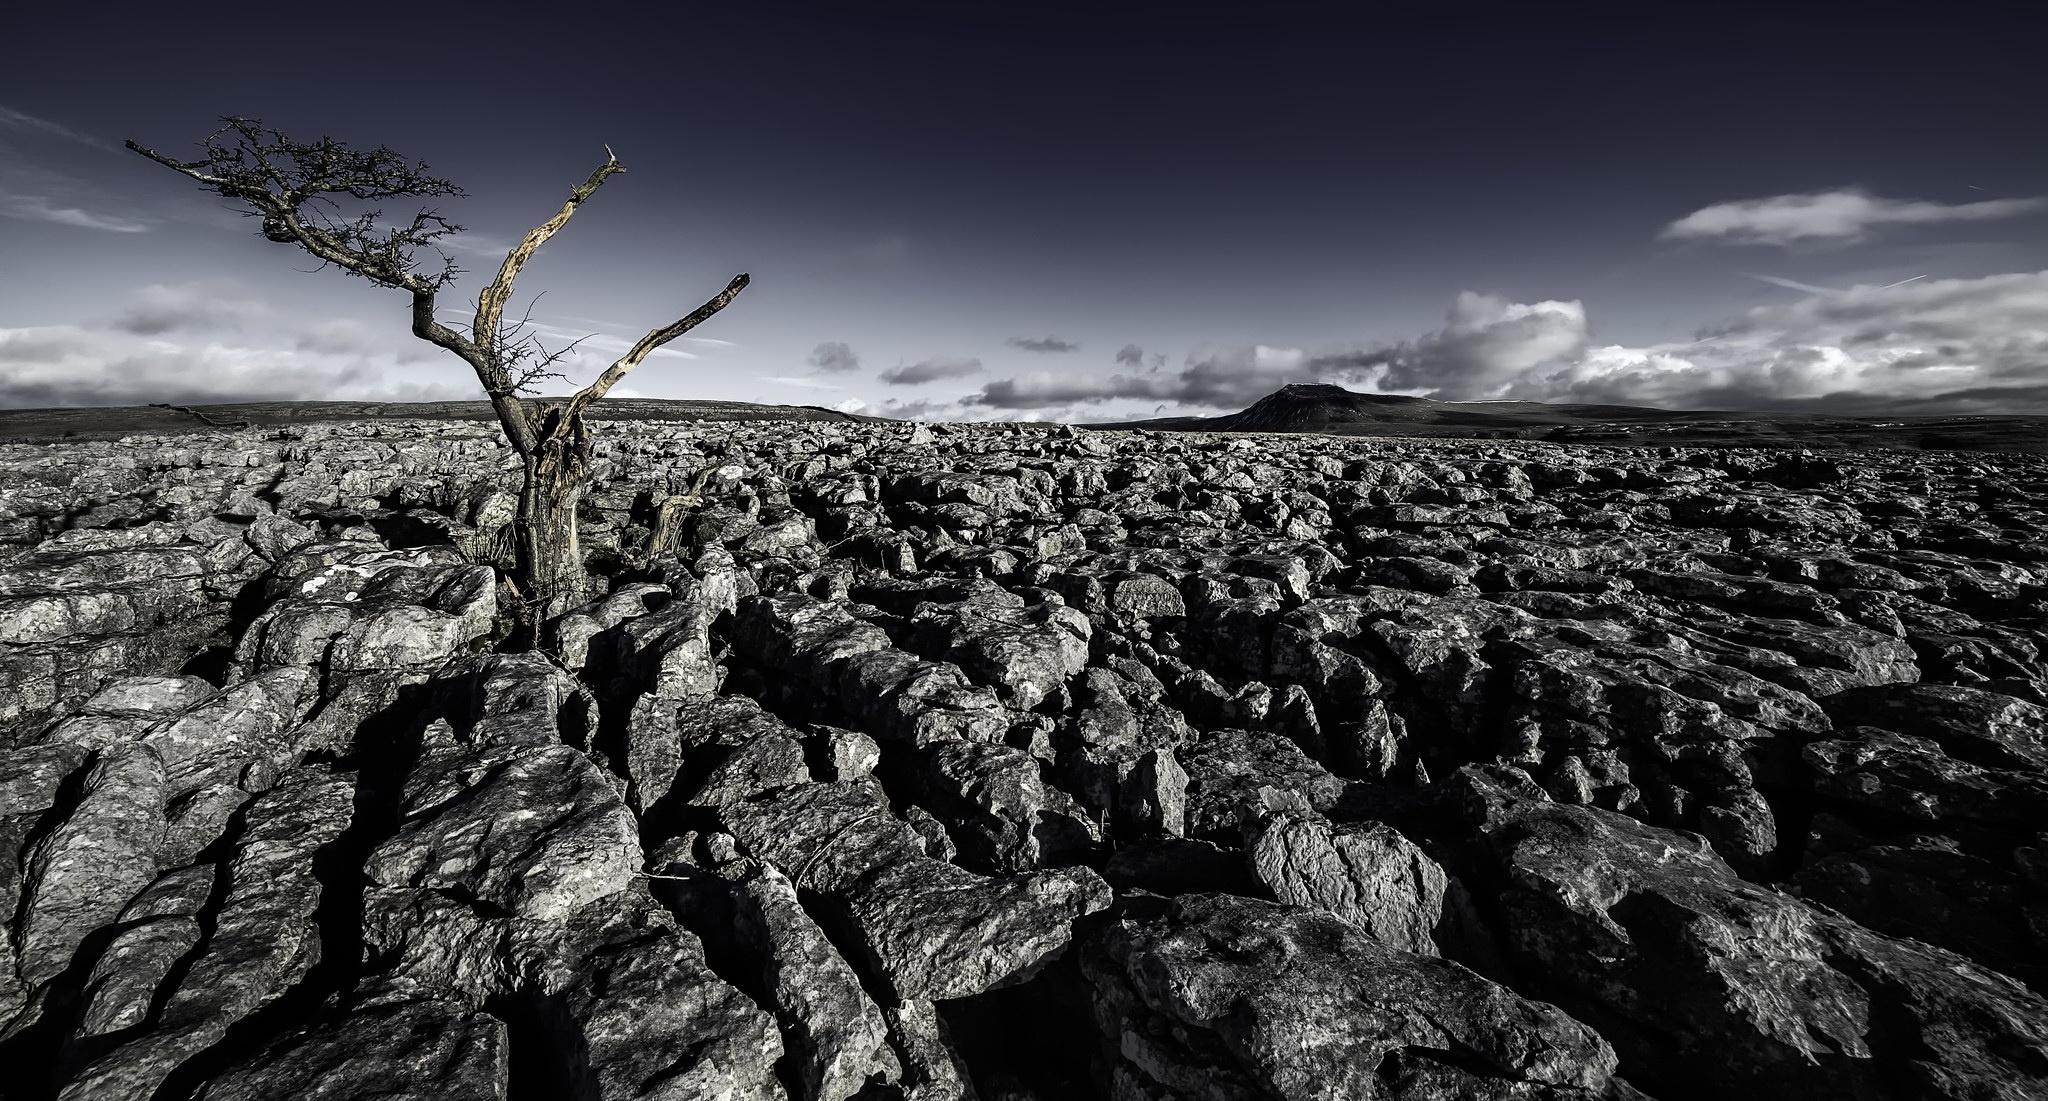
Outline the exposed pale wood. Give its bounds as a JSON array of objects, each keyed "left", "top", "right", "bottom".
[{"left": 473, "top": 153, "right": 625, "bottom": 363}]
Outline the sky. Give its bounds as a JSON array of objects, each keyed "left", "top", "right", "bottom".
[{"left": 2, "top": 2, "right": 2044, "bottom": 422}]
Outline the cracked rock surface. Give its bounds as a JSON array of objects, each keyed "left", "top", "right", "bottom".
[{"left": 1, "top": 416, "right": 2045, "bottom": 1099}]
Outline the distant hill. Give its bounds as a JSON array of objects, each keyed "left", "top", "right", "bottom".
[
  {"left": 1089, "top": 383, "right": 2048, "bottom": 454},
  {"left": 0, "top": 398, "right": 887, "bottom": 442}
]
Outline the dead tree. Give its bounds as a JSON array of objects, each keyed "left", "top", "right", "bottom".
[{"left": 127, "top": 118, "right": 748, "bottom": 631}]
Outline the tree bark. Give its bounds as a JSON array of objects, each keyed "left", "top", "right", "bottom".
[{"left": 514, "top": 406, "right": 593, "bottom": 624}]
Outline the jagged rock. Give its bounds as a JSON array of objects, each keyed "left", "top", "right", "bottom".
[
  {"left": 0, "top": 741, "right": 89, "bottom": 813},
  {"left": 906, "top": 593, "right": 1092, "bottom": 710},
  {"left": 137, "top": 665, "right": 319, "bottom": 797},
  {"left": 686, "top": 726, "right": 813, "bottom": 809},
  {"left": 59, "top": 769, "right": 356, "bottom": 1101},
  {"left": 158, "top": 783, "right": 251, "bottom": 866},
  {"left": 1819, "top": 683, "right": 2048, "bottom": 771},
  {"left": 840, "top": 857, "right": 1112, "bottom": 1001},
  {"left": 885, "top": 998, "right": 977, "bottom": 1101},
  {"left": 1804, "top": 726, "right": 2048, "bottom": 829},
  {"left": 548, "top": 580, "right": 670, "bottom": 672},
  {"left": 915, "top": 739, "right": 1097, "bottom": 874},
  {"left": 835, "top": 646, "right": 1010, "bottom": 747},
  {"left": 520, "top": 889, "right": 787, "bottom": 1101},
  {"left": 365, "top": 728, "right": 638, "bottom": 923},
  {"left": 719, "top": 780, "right": 1113, "bottom": 1001},
  {"left": 16, "top": 741, "right": 168, "bottom": 986},
  {"left": 195, "top": 997, "right": 510, "bottom": 1101},
  {"left": 70, "top": 864, "right": 215, "bottom": 1042},
  {"left": 730, "top": 861, "right": 900, "bottom": 1100},
  {"left": 234, "top": 544, "right": 494, "bottom": 677},
  {"left": 1457, "top": 768, "right": 2048, "bottom": 1100},
  {"left": 1794, "top": 834, "right": 2043, "bottom": 988},
  {"left": 735, "top": 591, "right": 891, "bottom": 690},
  {"left": 37, "top": 673, "right": 216, "bottom": 751},
  {"left": 1178, "top": 728, "right": 1350, "bottom": 842},
  {"left": 1241, "top": 798, "right": 1446, "bottom": 955},
  {"left": 613, "top": 584, "right": 727, "bottom": 700},
  {"left": 1082, "top": 893, "right": 1627, "bottom": 1100}
]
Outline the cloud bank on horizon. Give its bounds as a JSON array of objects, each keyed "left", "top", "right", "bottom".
[
  {"left": 925, "top": 186, "right": 2048, "bottom": 422},
  {"left": 2, "top": 105, "right": 2043, "bottom": 422},
  {"left": 946, "top": 268, "right": 2048, "bottom": 420}
]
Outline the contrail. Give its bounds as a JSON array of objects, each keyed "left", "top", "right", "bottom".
[
  {"left": 1879, "top": 275, "right": 1927, "bottom": 289},
  {"left": 1744, "top": 272, "right": 1840, "bottom": 295}
]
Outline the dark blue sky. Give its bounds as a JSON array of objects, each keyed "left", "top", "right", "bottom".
[{"left": 4, "top": 3, "right": 2044, "bottom": 419}]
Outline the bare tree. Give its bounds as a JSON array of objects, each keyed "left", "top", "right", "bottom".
[{"left": 127, "top": 118, "right": 748, "bottom": 631}]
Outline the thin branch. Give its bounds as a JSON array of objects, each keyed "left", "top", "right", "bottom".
[
  {"left": 494, "top": 291, "right": 588, "bottom": 396},
  {"left": 558, "top": 273, "right": 751, "bottom": 430}
]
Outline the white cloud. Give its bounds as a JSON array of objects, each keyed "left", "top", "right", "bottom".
[
  {"left": 757, "top": 375, "right": 843, "bottom": 390},
  {"left": 1661, "top": 188, "right": 2046, "bottom": 247},
  {"left": 1375, "top": 293, "right": 1587, "bottom": 397},
  {"left": 113, "top": 280, "right": 269, "bottom": 335},
  {"left": 1509, "top": 270, "right": 2048, "bottom": 412},
  {"left": 0, "top": 324, "right": 475, "bottom": 408},
  {"left": 1, "top": 193, "right": 147, "bottom": 232},
  {"left": 965, "top": 272, "right": 2048, "bottom": 417},
  {"left": 967, "top": 297, "right": 1587, "bottom": 409}
]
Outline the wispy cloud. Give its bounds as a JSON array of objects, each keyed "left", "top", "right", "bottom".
[
  {"left": 807, "top": 340, "right": 861, "bottom": 373},
  {"left": 757, "top": 375, "right": 843, "bottom": 391},
  {"left": 1, "top": 193, "right": 147, "bottom": 232},
  {"left": 112, "top": 280, "right": 269, "bottom": 334},
  {"left": 1662, "top": 188, "right": 2047, "bottom": 247},
  {"left": 1744, "top": 272, "right": 1842, "bottom": 296},
  {"left": 439, "top": 231, "right": 517, "bottom": 258},
  {"left": 1005, "top": 336, "right": 1079, "bottom": 354},
  {"left": 1115, "top": 343, "right": 1145, "bottom": 367},
  {"left": 1743, "top": 272, "right": 1931, "bottom": 297},
  {"left": 520, "top": 322, "right": 697, "bottom": 360},
  {"left": 879, "top": 355, "right": 984, "bottom": 385},
  {"left": 0, "top": 106, "right": 108, "bottom": 148}
]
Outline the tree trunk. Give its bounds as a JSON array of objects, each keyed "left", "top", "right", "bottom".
[{"left": 515, "top": 410, "right": 593, "bottom": 626}]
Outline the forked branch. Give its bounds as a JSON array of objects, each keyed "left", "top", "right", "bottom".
[
  {"left": 558, "top": 273, "right": 752, "bottom": 430},
  {"left": 474, "top": 151, "right": 626, "bottom": 357}
]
